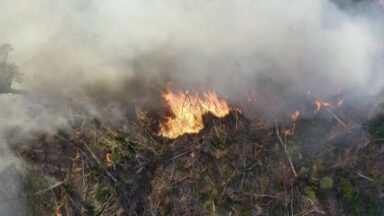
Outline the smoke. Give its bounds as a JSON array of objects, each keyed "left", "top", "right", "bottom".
[
  {"left": 0, "top": 0, "right": 382, "bottom": 213},
  {"left": 1, "top": 0, "right": 381, "bottom": 110}
]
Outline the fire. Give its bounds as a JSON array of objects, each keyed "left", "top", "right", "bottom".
[
  {"left": 158, "top": 90, "right": 231, "bottom": 139},
  {"left": 314, "top": 100, "right": 321, "bottom": 112},
  {"left": 291, "top": 110, "right": 300, "bottom": 122},
  {"left": 314, "top": 99, "right": 343, "bottom": 113},
  {"left": 55, "top": 205, "right": 62, "bottom": 216},
  {"left": 284, "top": 110, "right": 300, "bottom": 135},
  {"left": 106, "top": 153, "right": 113, "bottom": 163}
]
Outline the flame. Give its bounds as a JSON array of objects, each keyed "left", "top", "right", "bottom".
[
  {"left": 137, "top": 111, "right": 147, "bottom": 121},
  {"left": 55, "top": 205, "right": 62, "bottom": 216},
  {"left": 284, "top": 110, "right": 300, "bottom": 135},
  {"left": 314, "top": 99, "right": 343, "bottom": 113},
  {"left": 291, "top": 110, "right": 300, "bottom": 122},
  {"left": 106, "top": 153, "right": 112, "bottom": 163},
  {"left": 158, "top": 90, "right": 231, "bottom": 139},
  {"left": 337, "top": 99, "right": 343, "bottom": 107},
  {"left": 314, "top": 100, "right": 321, "bottom": 112}
]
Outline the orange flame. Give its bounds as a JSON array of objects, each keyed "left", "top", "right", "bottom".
[
  {"left": 314, "top": 100, "right": 321, "bottom": 112},
  {"left": 284, "top": 110, "right": 300, "bottom": 135},
  {"left": 158, "top": 90, "right": 231, "bottom": 139},
  {"left": 291, "top": 110, "right": 300, "bottom": 122},
  {"left": 55, "top": 205, "right": 62, "bottom": 216},
  {"left": 314, "top": 99, "right": 343, "bottom": 113},
  {"left": 106, "top": 153, "right": 113, "bottom": 163}
]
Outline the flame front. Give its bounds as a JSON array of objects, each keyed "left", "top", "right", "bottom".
[{"left": 158, "top": 90, "right": 231, "bottom": 139}]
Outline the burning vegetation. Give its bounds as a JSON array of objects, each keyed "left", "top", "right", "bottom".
[
  {"left": 7, "top": 84, "right": 383, "bottom": 215},
  {"left": 158, "top": 90, "right": 232, "bottom": 139}
]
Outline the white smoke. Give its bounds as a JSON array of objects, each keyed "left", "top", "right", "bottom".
[{"left": 0, "top": 0, "right": 381, "bottom": 107}]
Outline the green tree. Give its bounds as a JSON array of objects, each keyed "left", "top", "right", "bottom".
[{"left": 0, "top": 43, "right": 22, "bottom": 93}]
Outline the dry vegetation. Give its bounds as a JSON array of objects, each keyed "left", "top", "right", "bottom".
[{"left": 1, "top": 97, "right": 382, "bottom": 216}]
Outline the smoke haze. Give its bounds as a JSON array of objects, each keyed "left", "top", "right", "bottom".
[{"left": 0, "top": 0, "right": 383, "bottom": 213}]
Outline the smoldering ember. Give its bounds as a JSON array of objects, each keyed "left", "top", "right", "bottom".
[{"left": 0, "top": 0, "right": 384, "bottom": 215}]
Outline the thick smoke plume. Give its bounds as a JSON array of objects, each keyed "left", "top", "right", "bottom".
[
  {"left": 0, "top": 0, "right": 382, "bottom": 213},
  {"left": 1, "top": 0, "right": 382, "bottom": 118}
]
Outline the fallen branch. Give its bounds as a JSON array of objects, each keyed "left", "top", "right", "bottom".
[
  {"left": 355, "top": 171, "right": 373, "bottom": 182},
  {"left": 208, "top": 145, "right": 222, "bottom": 173},
  {"left": 360, "top": 138, "right": 384, "bottom": 149},
  {"left": 169, "top": 150, "right": 193, "bottom": 162},
  {"left": 97, "top": 192, "right": 115, "bottom": 216},
  {"left": 325, "top": 108, "right": 349, "bottom": 131},
  {"left": 275, "top": 122, "right": 297, "bottom": 177},
  {"left": 33, "top": 180, "right": 65, "bottom": 195},
  {"left": 240, "top": 155, "right": 246, "bottom": 189},
  {"left": 67, "top": 99, "right": 75, "bottom": 126}
]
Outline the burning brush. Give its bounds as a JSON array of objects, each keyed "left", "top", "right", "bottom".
[
  {"left": 153, "top": 88, "right": 349, "bottom": 139},
  {"left": 157, "top": 89, "right": 234, "bottom": 139}
]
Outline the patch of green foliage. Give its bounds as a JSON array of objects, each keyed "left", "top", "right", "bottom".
[
  {"left": 0, "top": 43, "right": 22, "bottom": 93},
  {"left": 166, "top": 186, "right": 180, "bottom": 196},
  {"left": 95, "top": 186, "right": 113, "bottom": 202},
  {"left": 25, "top": 172, "right": 54, "bottom": 215},
  {"left": 63, "top": 183, "right": 75, "bottom": 196},
  {"left": 298, "top": 166, "right": 309, "bottom": 177},
  {"left": 210, "top": 134, "right": 222, "bottom": 149},
  {"left": 220, "top": 195, "right": 235, "bottom": 210},
  {"left": 368, "top": 170, "right": 384, "bottom": 187},
  {"left": 304, "top": 186, "right": 316, "bottom": 200},
  {"left": 337, "top": 177, "right": 356, "bottom": 201},
  {"left": 336, "top": 177, "right": 380, "bottom": 215},
  {"left": 110, "top": 147, "right": 122, "bottom": 162},
  {"left": 320, "top": 176, "right": 333, "bottom": 189},
  {"left": 369, "top": 114, "right": 384, "bottom": 139}
]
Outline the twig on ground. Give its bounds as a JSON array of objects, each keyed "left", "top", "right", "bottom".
[
  {"left": 240, "top": 155, "right": 246, "bottom": 189},
  {"left": 169, "top": 163, "right": 175, "bottom": 182},
  {"left": 98, "top": 193, "right": 115, "bottom": 216},
  {"left": 355, "top": 171, "right": 373, "bottom": 182},
  {"left": 291, "top": 185, "right": 294, "bottom": 216},
  {"left": 76, "top": 141, "right": 119, "bottom": 185},
  {"left": 294, "top": 208, "right": 325, "bottom": 216},
  {"left": 360, "top": 138, "right": 384, "bottom": 149},
  {"left": 170, "top": 150, "right": 193, "bottom": 162},
  {"left": 82, "top": 141, "right": 101, "bottom": 165},
  {"left": 82, "top": 156, "right": 88, "bottom": 199},
  {"left": 208, "top": 145, "right": 222, "bottom": 173},
  {"left": 33, "top": 180, "right": 65, "bottom": 195},
  {"left": 243, "top": 192, "right": 278, "bottom": 199}
]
